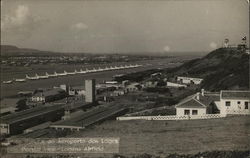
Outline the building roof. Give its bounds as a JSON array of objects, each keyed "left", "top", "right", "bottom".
[
  {"left": 24, "top": 121, "right": 51, "bottom": 131},
  {"left": 176, "top": 92, "right": 220, "bottom": 109},
  {"left": 175, "top": 98, "right": 206, "bottom": 108},
  {"left": 177, "top": 76, "right": 203, "bottom": 80},
  {"left": 51, "top": 105, "right": 126, "bottom": 128},
  {"left": 221, "top": 90, "right": 250, "bottom": 100},
  {"left": 33, "top": 88, "right": 64, "bottom": 97},
  {"left": 0, "top": 98, "right": 19, "bottom": 108},
  {"left": 1, "top": 104, "right": 64, "bottom": 124},
  {"left": 0, "top": 107, "right": 17, "bottom": 114}
]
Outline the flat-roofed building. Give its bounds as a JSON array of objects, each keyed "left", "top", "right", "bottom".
[
  {"left": 219, "top": 90, "right": 250, "bottom": 115},
  {"left": 68, "top": 86, "right": 85, "bottom": 96},
  {"left": 31, "top": 88, "right": 66, "bottom": 103},
  {"left": 166, "top": 82, "right": 187, "bottom": 88},
  {"left": 50, "top": 105, "right": 127, "bottom": 131},
  {"left": 177, "top": 76, "right": 203, "bottom": 85},
  {"left": 23, "top": 121, "right": 51, "bottom": 134},
  {"left": 0, "top": 104, "right": 65, "bottom": 135}
]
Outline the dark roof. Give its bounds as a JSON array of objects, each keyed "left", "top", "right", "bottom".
[
  {"left": 199, "top": 94, "right": 220, "bottom": 106},
  {"left": 51, "top": 105, "right": 126, "bottom": 128},
  {"left": 1, "top": 104, "right": 64, "bottom": 124},
  {"left": 176, "top": 92, "right": 220, "bottom": 108},
  {"left": 33, "top": 88, "right": 64, "bottom": 97},
  {"left": 221, "top": 90, "right": 250, "bottom": 100},
  {"left": 176, "top": 99, "right": 206, "bottom": 108}
]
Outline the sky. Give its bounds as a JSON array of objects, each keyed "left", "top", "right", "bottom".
[{"left": 1, "top": 0, "right": 249, "bottom": 55}]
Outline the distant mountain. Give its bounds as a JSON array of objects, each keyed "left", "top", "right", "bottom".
[
  {"left": 0, "top": 45, "right": 61, "bottom": 56},
  {"left": 166, "top": 48, "right": 249, "bottom": 91}
]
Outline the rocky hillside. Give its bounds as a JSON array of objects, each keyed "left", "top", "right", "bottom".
[{"left": 167, "top": 48, "right": 249, "bottom": 91}]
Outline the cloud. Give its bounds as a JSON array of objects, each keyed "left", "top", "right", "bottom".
[
  {"left": 71, "top": 22, "right": 88, "bottom": 30},
  {"left": 209, "top": 42, "right": 217, "bottom": 49},
  {"left": 163, "top": 45, "right": 171, "bottom": 52},
  {"left": 2, "top": 5, "right": 31, "bottom": 30},
  {"left": 1, "top": 5, "right": 43, "bottom": 39}
]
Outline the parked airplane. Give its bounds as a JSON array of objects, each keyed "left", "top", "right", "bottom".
[
  {"left": 26, "top": 74, "right": 39, "bottom": 80},
  {"left": 57, "top": 71, "right": 67, "bottom": 76},
  {"left": 2, "top": 80, "right": 13, "bottom": 84},
  {"left": 66, "top": 70, "right": 76, "bottom": 75},
  {"left": 78, "top": 69, "right": 87, "bottom": 74},
  {"left": 15, "top": 78, "right": 26, "bottom": 82},
  {"left": 47, "top": 72, "right": 57, "bottom": 77},
  {"left": 38, "top": 73, "right": 49, "bottom": 79}
]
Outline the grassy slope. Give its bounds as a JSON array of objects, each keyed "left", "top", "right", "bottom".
[
  {"left": 71, "top": 115, "right": 250, "bottom": 157},
  {"left": 167, "top": 48, "right": 249, "bottom": 91}
]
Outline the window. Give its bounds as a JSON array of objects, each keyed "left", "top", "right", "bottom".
[
  {"left": 192, "top": 110, "right": 198, "bottom": 115},
  {"left": 226, "top": 101, "right": 231, "bottom": 106},
  {"left": 237, "top": 101, "right": 241, "bottom": 104},
  {"left": 245, "top": 102, "right": 249, "bottom": 109},
  {"left": 184, "top": 110, "right": 190, "bottom": 115}
]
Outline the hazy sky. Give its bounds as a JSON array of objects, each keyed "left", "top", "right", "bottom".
[{"left": 1, "top": 0, "right": 249, "bottom": 55}]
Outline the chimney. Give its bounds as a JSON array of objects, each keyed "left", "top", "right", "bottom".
[
  {"left": 196, "top": 92, "right": 200, "bottom": 100},
  {"left": 201, "top": 89, "right": 205, "bottom": 96}
]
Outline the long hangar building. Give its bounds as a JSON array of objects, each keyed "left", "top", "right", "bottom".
[{"left": 0, "top": 79, "right": 96, "bottom": 136}]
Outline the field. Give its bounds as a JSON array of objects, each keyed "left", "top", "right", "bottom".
[
  {"left": 0, "top": 57, "right": 192, "bottom": 99},
  {"left": 70, "top": 115, "right": 250, "bottom": 157}
]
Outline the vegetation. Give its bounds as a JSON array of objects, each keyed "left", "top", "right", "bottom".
[
  {"left": 21, "top": 150, "right": 250, "bottom": 158},
  {"left": 166, "top": 48, "right": 249, "bottom": 91},
  {"left": 16, "top": 98, "right": 29, "bottom": 111}
]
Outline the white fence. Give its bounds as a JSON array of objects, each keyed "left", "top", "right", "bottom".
[
  {"left": 117, "top": 114, "right": 226, "bottom": 121},
  {"left": 225, "top": 110, "right": 250, "bottom": 115}
]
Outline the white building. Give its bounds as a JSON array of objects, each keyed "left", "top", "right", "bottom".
[
  {"left": 126, "top": 83, "right": 141, "bottom": 92},
  {"left": 218, "top": 90, "right": 250, "bottom": 115},
  {"left": 144, "top": 81, "right": 158, "bottom": 88},
  {"left": 177, "top": 76, "right": 203, "bottom": 85},
  {"left": 68, "top": 86, "right": 85, "bottom": 96},
  {"left": 85, "top": 79, "right": 96, "bottom": 103},
  {"left": 176, "top": 90, "right": 250, "bottom": 116},
  {"left": 175, "top": 90, "right": 220, "bottom": 116},
  {"left": 166, "top": 82, "right": 187, "bottom": 88}
]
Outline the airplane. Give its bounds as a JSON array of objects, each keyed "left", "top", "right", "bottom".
[
  {"left": 104, "top": 67, "right": 109, "bottom": 71},
  {"left": 15, "top": 78, "right": 26, "bottom": 82},
  {"left": 78, "top": 69, "right": 87, "bottom": 74},
  {"left": 97, "top": 67, "right": 104, "bottom": 71},
  {"left": 38, "top": 73, "right": 49, "bottom": 79},
  {"left": 66, "top": 70, "right": 76, "bottom": 75},
  {"left": 26, "top": 74, "right": 39, "bottom": 80},
  {"left": 47, "top": 72, "right": 57, "bottom": 77},
  {"left": 109, "top": 66, "right": 115, "bottom": 70},
  {"left": 3, "top": 80, "right": 13, "bottom": 84},
  {"left": 56, "top": 71, "right": 67, "bottom": 76},
  {"left": 85, "top": 68, "right": 90, "bottom": 73},
  {"left": 119, "top": 65, "right": 125, "bottom": 69}
]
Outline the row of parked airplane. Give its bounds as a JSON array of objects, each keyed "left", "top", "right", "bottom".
[{"left": 2, "top": 64, "right": 142, "bottom": 84}]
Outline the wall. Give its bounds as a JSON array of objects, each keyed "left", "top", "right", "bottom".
[
  {"left": 176, "top": 107, "right": 206, "bottom": 116},
  {"left": 117, "top": 114, "right": 225, "bottom": 121},
  {"left": 166, "top": 82, "right": 187, "bottom": 88},
  {"left": 0, "top": 124, "right": 9, "bottom": 135},
  {"left": 220, "top": 99, "right": 250, "bottom": 115}
]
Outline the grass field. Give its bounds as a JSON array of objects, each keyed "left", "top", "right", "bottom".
[{"left": 70, "top": 115, "right": 250, "bottom": 157}]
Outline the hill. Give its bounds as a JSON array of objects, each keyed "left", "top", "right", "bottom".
[
  {"left": 167, "top": 48, "right": 249, "bottom": 91},
  {"left": 0, "top": 45, "right": 62, "bottom": 56}
]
